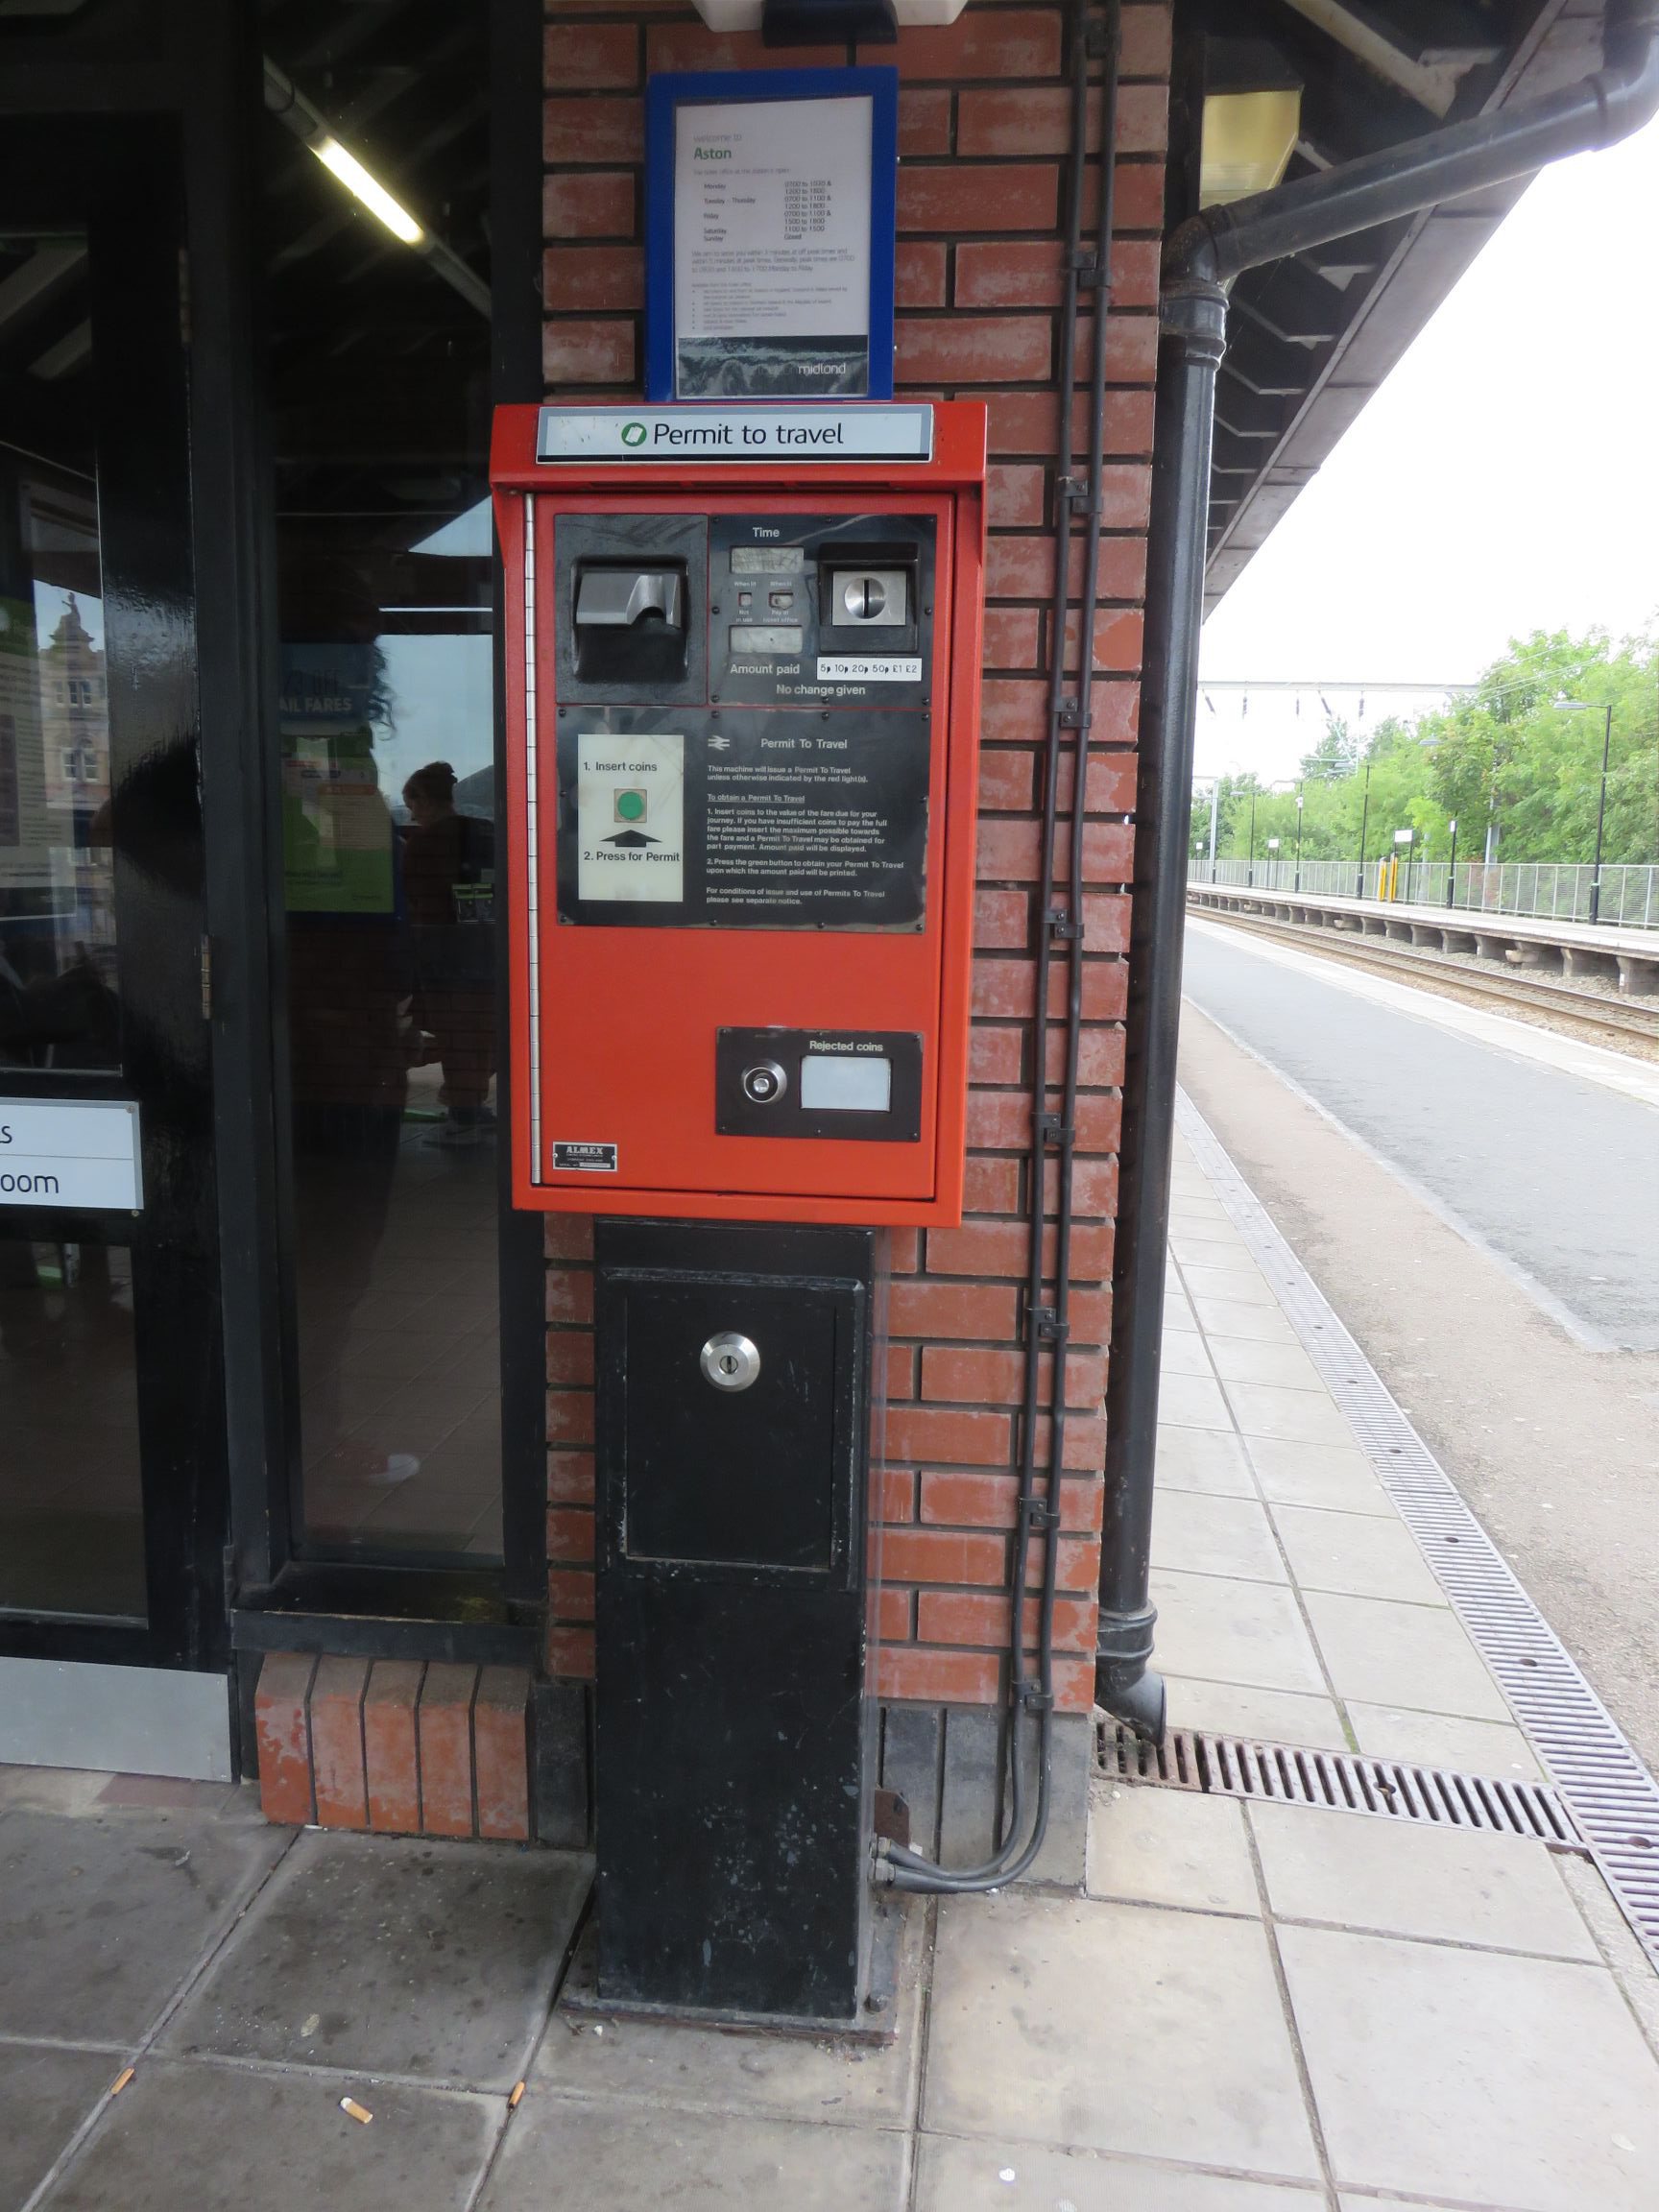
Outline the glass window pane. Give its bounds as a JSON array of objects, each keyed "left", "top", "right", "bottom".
[
  {"left": 0, "top": 1237, "right": 145, "bottom": 1620},
  {"left": 0, "top": 232, "right": 120, "bottom": 1075},
  {"left": 262, "top": 13, "right": 498, "bottom": 1563}
]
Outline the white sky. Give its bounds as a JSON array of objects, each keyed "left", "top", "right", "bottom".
[{"left": 1194, "top": 108, "right": 1659, "bottom": 782}]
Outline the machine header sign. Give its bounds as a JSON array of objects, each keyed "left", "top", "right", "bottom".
[{"left": 536, "top": 405, "right": 933, "bottom": 465}]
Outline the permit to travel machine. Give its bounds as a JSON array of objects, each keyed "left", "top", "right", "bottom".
[
  {"left": 490, "top": 399, "right": 987, "bottom": 1229},
  {"left": 490, "top": 398, "right": 986, "bottom": 2032}
]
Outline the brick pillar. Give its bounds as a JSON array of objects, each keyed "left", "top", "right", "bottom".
[{"left": 541, "top": 3, "right": 1170, "bottom": 1874}]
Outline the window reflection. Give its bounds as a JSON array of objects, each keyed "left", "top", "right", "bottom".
[
  {"left": 264, "top": 6, "right": 496, "bottom": 1564},
  {"left": 0, "top": 1238, "right": 145, "bottom": 1621},
  {"left": 278, "top": 613, "right": 500, "bottom": 1558},
  {"left": 1, "top": 266, "right": 121, "bottom": 1076}
]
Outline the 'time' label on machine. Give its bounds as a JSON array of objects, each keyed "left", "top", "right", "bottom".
[{"left": 576, "top": 734, "right": 685, "bottom": 902}]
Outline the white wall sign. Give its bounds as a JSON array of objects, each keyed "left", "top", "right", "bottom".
[
  {"left": 0, "top": 1097, "right": 142, "bottom": 1210},
  {"left": 537, "top": 405, "right": 933, "bottom": 464},
  {"left": 673, "top": 94, "right": 873, "bottom": 398}
]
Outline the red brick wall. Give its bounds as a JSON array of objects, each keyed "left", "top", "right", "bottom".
[
  {"left": 254, "top": 1654, "right": 533, "bottom": 1840},
  {"left": 541, "top": 2, "right": 1169, "bottom": 1719}
]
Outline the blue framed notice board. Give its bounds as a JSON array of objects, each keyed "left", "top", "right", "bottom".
[{"left": 645, "top": 66, "right": 899, "bottom": 404}]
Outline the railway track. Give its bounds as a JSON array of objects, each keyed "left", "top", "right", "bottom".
[{"left": 1186, "top": 901, "right": 1659, "bottom": 1052}]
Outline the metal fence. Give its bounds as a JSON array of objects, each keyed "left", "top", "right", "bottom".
[{"left": 1191, "top": 855, "right": 1659, "bottom": 930}]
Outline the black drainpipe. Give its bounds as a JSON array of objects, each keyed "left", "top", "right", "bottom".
[{"left": 1097, "top": 0, "right": 1659, "bottom": 1736}]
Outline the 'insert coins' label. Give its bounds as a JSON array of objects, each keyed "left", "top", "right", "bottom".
[{"left": 575, "top": 733, "right": 685, "bottom": 902}]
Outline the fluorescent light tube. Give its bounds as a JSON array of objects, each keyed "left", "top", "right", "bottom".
[{"left": 311, "top": 137, "right": 423, "bottom": 246}]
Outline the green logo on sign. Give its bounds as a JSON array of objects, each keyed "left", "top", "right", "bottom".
[{"left": 620, "top": 421, "right": 648, "bottom": 448}]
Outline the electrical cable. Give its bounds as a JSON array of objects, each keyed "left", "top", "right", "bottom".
[{"left": 877, "top": 0, "right": 1120, "bottom": 1894}]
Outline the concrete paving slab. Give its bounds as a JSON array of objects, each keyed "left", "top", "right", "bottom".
[
  {"left": 0, "top": 1767, "right": 113, "bottom": 1816},
  {"left": 162, "top": 1832, "right": 589, "bottom": 2090},
  {"left": 1169, "top": 1237, "right": 1259, "bottom": 1275},
  {"left": 1153, "top": 1424, "right": 1257, "bottom": 1499},
  {"left": 915, "top": 2136, "right": 1326, "bottom": 2210},
  {"left": 925, "top": 1892, "right": 1319, "bottom": 2180},
  {"left": 1278, "top": 1924, "right": 1659, "bottom": 2210},
  {"left": 1248, "top": 1800, "right": 1598, "bottom": 1960},
  {"left": 36, "top": 2060, "right": 497, "bottom": 2212},
  {"left": 1151, "top": 1570, "right": 1326, "bottom": 1695},
  {"left": 1161, "top": 1330, "right": 1215, "bottom": 1378},
  {"left": 1191, "top": 1296, "right": 1298, "bottom": 1343},
  {"left": 1344, "top": 1703, "right": 1544, "bottom": 1782},
  {"left": 477, "top": 2092, "right": 907, "bottom": 2211},
  {"left": 1269, "top": 1504, "right": 1447, "bottom": 1605},
  {"left": 1085, "top": 1782, "right": 1257, "bottom": 1915},
  {"left": 1553, "top": 1854, "right": 1659, "bottom": 2065},
  {"left": 537, "top": 1908, "right": 924, "bottom": 2128},
  {"left": 1223, "top": 1382, "right": 1355, "bottom": 1449},
  {"left": 1165, "top": 1677, "right": 1350, "bottom": 1751},
  {"left": 1245, "top": 1438, "right": 1393, "bottom": 1516},
  {"left": 1205, "top": 1334, "right": 1327, "bottom": 1393},
  {"left": 1152, "top": 1489, "right": 1288, "bottom": 1584},
  {"left": 0, "top": 1809, "right": 291, "bottom": 2044},
  {"left": 0, "top": 2046, "right": 119, "bottom": 2209},
  {"left": 1156, "top": 1373, "right": 1234, "bottom": 1432},
  {"left": 1183, "top": 1265, "right": 1279, "bottom": 1308},
  {"left": 1301, "top": 1591, "right": 1509, "bottom": 1722},
  {"left": 1335, "top": 2201, "right": 1528, "bottom": 2212},
  {"left": 1164, "top": 1288, "right": 1199, "bottom": 1333}
]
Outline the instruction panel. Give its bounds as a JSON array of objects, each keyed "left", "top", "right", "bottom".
[
  {"left": 574, "top": 733, "right": 685, "bottom": 903},
  {"left": 558, "top": 713, "right": 927, "bottom": 931}
]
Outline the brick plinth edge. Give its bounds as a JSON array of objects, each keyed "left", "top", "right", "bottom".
[
  {"left": 254, "top": 1652, "right": 533, "bottom": 1841},
  {"left": 543, "top": 4, "right": 1171, "bottom": 1726}
]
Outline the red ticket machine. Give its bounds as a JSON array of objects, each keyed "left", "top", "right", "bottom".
[{"left": 491, "top": 400, "right": 987, "bottom": 1226}]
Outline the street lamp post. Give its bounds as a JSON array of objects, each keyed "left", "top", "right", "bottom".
[
  {"left": 1356, "top": 761, "right": 1372, "bottom": 899},
  {"left": 1592, "top": 702, "right": 1614, "bottom": 924},
  {"left": 1247, "top": 790, "right": 1257, "bottom": 887},
  {"left": 1556, "top": 698, "right": 1617, "bottom": 924},
  {"left": 1446, "top": 816, "right": 1458, "bottom": 908},
  {"left": 1294, "top": 786, "right": 1305, "bottom": 892}
]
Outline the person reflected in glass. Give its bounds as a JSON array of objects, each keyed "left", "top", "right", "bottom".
[{"left": 400, "top": 760, "right": 495, "bottom": 1148}]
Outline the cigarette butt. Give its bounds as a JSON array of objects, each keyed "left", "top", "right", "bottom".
[
  {"left": 110, "top": 2069, "right": 135, "bottom": 2097},
  {"left": 509, "top": 2081, "right": 526, "bottom": 2109},
  {"left": 340, "top": 2098, "right": 373, "bottom": 2126}
]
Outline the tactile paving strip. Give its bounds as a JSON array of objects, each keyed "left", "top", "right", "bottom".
[{"left": 1177, "top": 1088, "right": 1659, "bottom": 1967}]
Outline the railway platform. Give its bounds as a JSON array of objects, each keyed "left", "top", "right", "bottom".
[
  {"left": 5, "top": 1104, "right": 1659, "bottom": 2209},
  {"left": 1187, "top": 881, "right": 1659, "bottom": 996}
]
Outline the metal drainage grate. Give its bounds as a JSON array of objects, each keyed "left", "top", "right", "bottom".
[
  {"left": 1177, "top": 1089, "right": 1659, "bottom": 1968},
  {"left": 1098, "top": 1722, "right": 1586, "bottom": 1849}
]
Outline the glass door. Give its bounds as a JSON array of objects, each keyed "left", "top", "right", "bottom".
[{"left": 0, "top": 121, "right": 227, "bottom": 1672}]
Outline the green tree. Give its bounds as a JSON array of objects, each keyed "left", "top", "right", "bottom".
[{"left": 1200, "top": 624, "right": 1659, "bottom": 875}]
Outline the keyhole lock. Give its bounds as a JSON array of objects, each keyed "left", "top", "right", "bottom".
[{"left": 700, "top": 1331, "right": 761, "bottom": 1393}]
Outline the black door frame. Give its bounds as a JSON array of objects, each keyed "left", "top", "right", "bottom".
[
  {"left": 0, "top": 112, "right": 226, "bottom": 1672},
  {"left": 1, "top": 0, "right": 550, "bottom": 1715}
]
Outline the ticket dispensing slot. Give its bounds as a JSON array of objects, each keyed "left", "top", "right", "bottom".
[{"left": 573, "top": 561, "right": 687, "bottom": 686}]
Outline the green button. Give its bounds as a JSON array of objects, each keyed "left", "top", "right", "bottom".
[{"left": 615, "top": 788, "right": 646, "bottom": 822}]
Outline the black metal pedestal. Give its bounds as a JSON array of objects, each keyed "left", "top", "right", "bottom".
[{"left": 591, "top": 1220, "right": 877, "bottom": 2028}]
